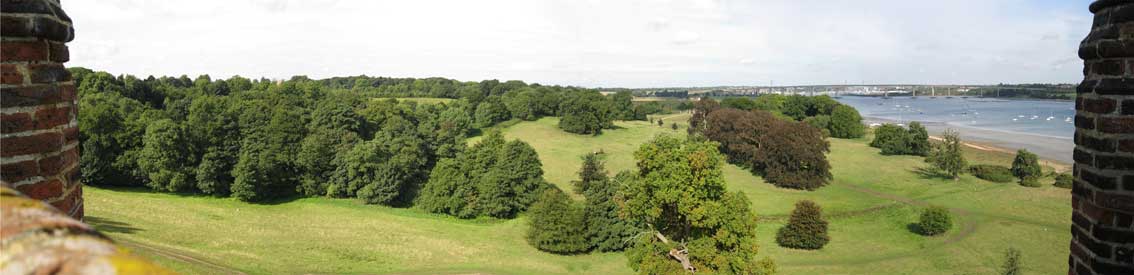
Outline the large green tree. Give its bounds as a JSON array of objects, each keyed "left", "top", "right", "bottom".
[
  {"left": 828, "top": 104, "right": 864, "bottom": 139},
  {"left": 526, "top": 189, "right": 589, "bottom": 254},
  {"left": 559, "top": 91, "right": 613, "bottom": 135},
  {"left": 622, "top": 135, "right": 769, "bottom": 275},
  {"left": 137, "top": 119, "right": 195, "bottom": 192},
  {"left": 1011, "top": 149, "right": 1042, "bottom": 187},
  {"left": 575, "top": 155, "right": 640, "bottom": 252}
]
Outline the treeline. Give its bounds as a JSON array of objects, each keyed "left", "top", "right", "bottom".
[
  {"left": 74, "top": 68, "right": 645, "bottom": 208},
  {"left": 968, "top": 84, "right": 1075, "bottom": 100},
  {"left": 688, "top": 94, "right": 866, "bottom": 190}
]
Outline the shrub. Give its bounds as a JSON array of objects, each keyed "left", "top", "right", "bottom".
[
  {"left": 1054, "top": 173, "right": 1073, "bottom": 189},
  {"left": 526, "top": 189, "right": 589, "bottom": 254},
  {"left": 1019, "top": 177, "right": 1042, "bottom": 188},
  {"left": 1001, "top": 247, "right": 1022, "bottom": 275},
  {"left": 776, "top": 200, "right": 829, "bottom": 249},
  {"left": 917, "top": 205, "right": 952, "bottom": 236},
  {"left": 969, "top": 164, "right": 1014, "bottom": 183},
  {"left": 871, "top": 122, "right": 930, "bottom": 156},
  {"left": 1011, "top": 149, "right": 1042, "bottom": 184}
]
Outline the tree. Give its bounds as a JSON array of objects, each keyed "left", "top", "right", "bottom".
[
  {"left": 137, "top": 119, "right": 195, "bottom": 192},
  {"left": 572, "top": 154, "right": 638, "bottom": 251},
  {"left": 503, "top": 89, "right": 539, "bottom": 121},
  {"left": 803, "top": 115, "right": 831, "bottom": 137},
  {"left": 907, "top": 122, "right": 930, "bottom": 156},
  {"left": 926, "top": 129, "right": 966, "bottom": 180},
  {"left": 526, "top": 189, "right": 589, "bottom": 254},
  {"left": 477, "top": 140, "right": 547, "bottom": 218},
  {"left": 782, "top": 95, "right": 811, "bottom": 120},
  {"left": 1001, "top": 247, "right": 1022, "bottom": 275},
  {"left": 687, "top": 97, "right": 719, "bottom": 134},
  {"left": 702, "top": 109, "right": 776, "bottom": 167},
  {"left": 297, "top": 128, "right": 359, "bottom": 196},
  {"left": 1011, "top": 149, "right": 1042, "bottom": 187},
  {"left": 917, "top": 205, "right": 952, "bottom": 236},
  {"left": 776, "top": 200, "right": 829, "bottom": 249},
  {"left": 585, "top": 170, "right": 640, "bottom": 252},
  {"left": 417, "top": 132, "right": 546, "bottom": 218},
  {"left": 752, "top": 94, "right": 786, "bottom": 113},
  {"left": 756, "top": 120, "right": 832, "bottom": 190},
  {"left": 559, "top": 91, "right": 613, "bottom": 135},
  {"left": 828, "top": 104, "right": 864, "bottom": 138},
  {"left": 871, "top": 124, "right": 909, "bottom": 155},
  {"left": 474, "top": 97, "right": 510, "bottom": 128},
  {"left": 622, "top": 135, "right": 769, "bottom": 275},
  {"left": 331, "top": 133, "right": 428, "bottom": 205},
  {"left": 610, "top": 91, "right": 637, "bottom": 120},
  {"left": 573, "top": 153, "right": 607, "bottom": 194}
]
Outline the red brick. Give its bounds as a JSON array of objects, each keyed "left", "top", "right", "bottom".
[
  {"left": 1, "top": 160, "right": 39, "bottom": 183},
  {"left": 62, "top": 125, "right": 77, "bottom": 144},
  {"left": 48, "top": 186, "right": 78, "bottom": 212},
  {"left": 27, "top": 63, "right": 69, "bottom": 84},
  {"left": 0, "top": 132, "right": 61, "bottom": 157},
  {"left": 1120, "top": 139, "right": 1134, "bottom": 153},
  {"left": 0, "top": 40, "right": 47, "bottom": 62},
  {"left": 1, "top": 64, "right": 22, "bottom": 84},
  {"left": 1, "top": 85, "right": 64, "bottom": 107},
  {"left": 33, "top": 105, "right": 70, "bottom": 129},
  {"left": 58, "top": 84, "right": 75, "bottom": 102},
  {"left": 16, "top": 179, "right": 63, "bottom": 201},
  {"left": 1098, "top": 117, "right": 1134, "bottom": 133},
  {"left": 1, "top": 112, "right": 33, "bottom": 134},
  {"left": 39, "top": 146, "right": 78, "bottom": 177},
  {"left": 47, "top": 41, "right": 68, "bottom": 63},
  {"left": 1084, "top": 97, "right": 1118, "bottom": 114}
]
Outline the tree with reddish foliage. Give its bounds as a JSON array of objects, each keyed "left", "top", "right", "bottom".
[
  {"left": 687, "top": 97, "right": 720, "bottom": 135},
  {"left": 694, "top": 106, "right": 831, "bottom": 190},
  {"left": 755, "top": 120, "right": 832, "bottom": 190}
]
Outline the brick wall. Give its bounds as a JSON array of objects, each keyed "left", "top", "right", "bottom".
[
  {"left": 1071, "top": 0, "right": 1134, "bottom": 274},
  {"left": 0, "top": 0, "right": 80, "bottom": 219}
]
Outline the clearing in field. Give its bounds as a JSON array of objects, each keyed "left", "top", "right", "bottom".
[{"left": 86, "top": 115, "right": 1070, "bottom": 274}]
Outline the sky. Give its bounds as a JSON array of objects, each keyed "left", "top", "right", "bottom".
[{"left": 67, "top": 0, "right": 1092, "bottom": 88}]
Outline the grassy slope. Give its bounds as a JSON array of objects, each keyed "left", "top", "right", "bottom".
[{"left": 86, "top": 114, "right": 1070, "bottom": 275}]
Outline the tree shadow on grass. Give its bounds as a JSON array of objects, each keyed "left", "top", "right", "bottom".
[
  {"left": 906, "top": 223, "right": 923, "bottom": 235},
  {"left": 85, "top": 215, "right": 143, "bottom": 234},
  {"left": 87, "top": 185, "right": 303, "bottom": 205},
  {"left": 910, "top": 166, "right": 954, "bottom": 180}
]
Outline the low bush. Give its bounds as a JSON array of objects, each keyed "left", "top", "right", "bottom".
[
  {"left": 917, "top": 205, "right": 952, "bottom": 236},
  {"left": 1019, "top": 177, "right": 1042, "bottom": 188},
  {"left": 1054, "top": 173, "right": 1073, "bottom": 189},
  {"left": 969, "top": 165, "right": 1014, "bottom": 183}
]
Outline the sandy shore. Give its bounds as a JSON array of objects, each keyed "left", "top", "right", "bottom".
[{"left": 863, "top": 117, "right": 1073, "bottom": 170}]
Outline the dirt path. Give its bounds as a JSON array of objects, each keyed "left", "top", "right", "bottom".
[{"left": 115, "top": 238, "right": 247, "bottom": 275}]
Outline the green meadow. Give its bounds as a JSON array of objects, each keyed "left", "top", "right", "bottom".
[{"left": 86, "top": 114, "right": 1071, "bottom": 274}]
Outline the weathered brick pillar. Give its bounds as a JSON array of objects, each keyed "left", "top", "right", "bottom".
[
  {"left": 1072, "top": 0, "right": 1134, "bottom": 274},
  {"left": 0, "top": 0, "right": 81, "bottom": 219}
]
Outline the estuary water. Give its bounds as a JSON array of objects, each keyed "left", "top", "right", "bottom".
[{"left": 835, "top": 96, "right": 1075, "bottom": 164}]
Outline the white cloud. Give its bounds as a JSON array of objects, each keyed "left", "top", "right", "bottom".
[{"left": 64, "top": 0, "right": 1091, "bottom": 88}]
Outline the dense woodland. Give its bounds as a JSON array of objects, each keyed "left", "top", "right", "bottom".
[{"left": 74, "top": 68, "right": 659, "bottom": 207}]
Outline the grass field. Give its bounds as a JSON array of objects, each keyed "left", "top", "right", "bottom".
[{"left": 86, "top": 114, "right": 1071, "bottom": 274}]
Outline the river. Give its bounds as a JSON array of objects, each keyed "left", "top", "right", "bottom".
[{"left": 835, "top": 96, "right": 1075, "bottom": 164}]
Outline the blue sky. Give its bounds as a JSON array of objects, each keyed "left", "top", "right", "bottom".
[{"left": 67, "top": 0, "right": 1093, "bottom": 88}]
